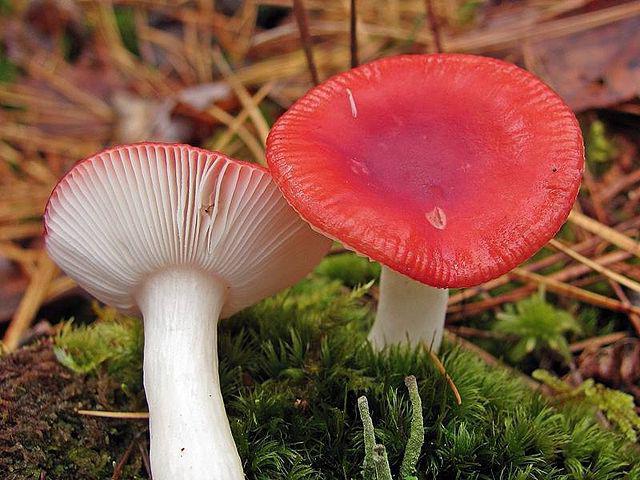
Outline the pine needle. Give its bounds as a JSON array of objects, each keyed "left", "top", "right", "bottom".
[
  {"left": 3, "top": 252, "right": 58, "bottom": 351},
  {"left": 427, "top": 349, "right": 462, "bottom": 405},
  {"left": 210, "top": 81, "right": 275, "bottom": 152},
  {"left": 76, "top": 410, "right": 149, "bottom": 419},
  {"left": 212, "top": 48, "right": 271, "bottom": 150},
  {"left": 292, "top": 0, "right": 320, "bottom": 85},
  {"left": 548, "top": 238, "right": 640, "bottom": 293},
  {"left": 511, "top": 268, "right": 640, "bottom": 316},
  {"left": 568, "top": 210, "right": 640, "bottom": 258}
]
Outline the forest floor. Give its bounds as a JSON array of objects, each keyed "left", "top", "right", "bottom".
[{"left": 1, "top": 1, "right": 640, "bottom": 478}]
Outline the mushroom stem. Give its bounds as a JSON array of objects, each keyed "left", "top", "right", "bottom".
[
  {"left": 136, "top": 268, "right": 243, "bottom": 480},
  {"left": 368, "top": 266, "right": 448, "bottom": 351}
]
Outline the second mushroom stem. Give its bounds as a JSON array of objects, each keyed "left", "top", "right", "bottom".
[
  {"left": 136, "top": 268, "right": 244, "bottom": 480},
  {"left": 368, "top": 266, "right": 448, "bottom": 352}
]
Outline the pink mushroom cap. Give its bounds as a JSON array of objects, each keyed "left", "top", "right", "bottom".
[{"left": 267, "top": 54, "right": 584, "bottom": 288}]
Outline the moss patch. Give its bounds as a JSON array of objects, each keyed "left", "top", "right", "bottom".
[{"left": 4, "top": 255, "right": 640, "bottom": 479}]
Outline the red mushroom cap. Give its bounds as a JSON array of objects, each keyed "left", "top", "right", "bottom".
[{"left": 266, "top": 54, "right": 584, "bottom": 288}]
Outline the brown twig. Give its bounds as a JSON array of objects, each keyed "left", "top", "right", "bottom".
[
  {"left": 350, "top": 0, "right": 359, "bottom": 68},
  {"left": 137, "top": 437, "right": 153, "bottom": 480},
  {"left": 207, "top": 104, "right": 265, "bottom": 162},
  {"left": 23, "top": 60, "right": 114, "bottom": 121},
  {"left": 600, "top": 169, "right": 640, "bottom": 201},
  {"left": 569, "top": 332, "right": 628, "bottom": 353},
  {"left": 548, "top": 238, "right": 640, "bottom": 293},
  {"left": 447, "top": 250, "right": 632, "bottom": 320},
  {"left": 210, "top": 81, "right": 275, "bottom": 152},
  {"left": 3, "top": 252, "right": 58, "bottom": 351},
  {"left": 581, "top": 167, "right": 609, "bottom": 224},
  {"left": 568, "top": 210, "right": 640, "bottom": 258},
  {"left": 112, "top": 436, "right": 138, "bottom": 480},
  {"left": 424, "top": 0, "right": 443, "bottom": 53},
  {"left": 212, "top": 49, "right": 271, "bottom": 149},
  {"left": 292, "top": 0, "right": 320, "bottom": 85},
  {"left": 76, "top": 409, "right": 150, "bottom": 419},
  {"left": 448, "top": 216, "right": 640, "bottom": 305},
  {"left": 427, "top": 349, "right": 462, "bottom": 405},
  {"left": 511, "top": 268, "right": 640, "bottom": 316}
]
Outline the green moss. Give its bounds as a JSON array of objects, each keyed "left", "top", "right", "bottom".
[
  {"left": 534, "top": 370, "right": 640, "bottom": 443},
  {"left": 0, "top": 0, "right": 12, "bottom": 16},
  {"left": 493, "top": 290, "right": 581, "bottom": 363},
  {"left": 55, "top": 304, "right": 144, "bottom": 394},
  {"left": 314, "top": 253, "right": 381, "bottom": 287},
  {"left": 66, "top": 447, "right": 110, "bottom": 475},
  {"left": 114, "top": 6, "right": 139, "bottom": 56},
  {"left": 457, "top": 0, "right": 485, "bottom": 26},
  {"left": 48, "top": 254, "right": 640, "bottom": 479},
  {"left": 578, "top": 307, "right": 616, "bottom": 338},
  {"left": 585, "top": 120, "right": 618, "bottom": 176},
  {"left": 0, "top": 47, "right": 18, "bottom": 84}
]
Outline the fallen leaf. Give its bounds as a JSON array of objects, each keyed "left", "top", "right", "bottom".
[{"left": 524, "top": 16, "right": 640, "bottom": 111}]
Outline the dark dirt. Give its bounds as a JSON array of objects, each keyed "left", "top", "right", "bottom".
[{"left": 0, "top": 341, "right": 147, "bottom": 480}]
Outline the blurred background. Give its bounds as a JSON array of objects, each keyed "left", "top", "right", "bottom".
[{"left": 1, "top": 0, "right": 640, "bottom": 468}]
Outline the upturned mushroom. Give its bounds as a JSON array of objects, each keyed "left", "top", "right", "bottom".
[
  {"left": 44, "top": 143, "right": 331, "bottom": 479},
  {"left": 266, "top": 54, "right": 584, "bottom": 351}
]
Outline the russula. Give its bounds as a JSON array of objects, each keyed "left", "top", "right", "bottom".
[
  {"left": 44, "top": 143, "right": 331, "bottom": 479},
  {"left": 266, "top": 54, "right": 584, "bottom": 351}
]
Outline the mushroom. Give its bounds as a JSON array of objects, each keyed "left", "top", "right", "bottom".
[
  {"left": 266, "top": 54, "right": 584, "bottom": 351},
  {"left": 44, "top": 143, "right": 331, "bottom": 479}
]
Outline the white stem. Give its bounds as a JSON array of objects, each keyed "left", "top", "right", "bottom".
[
  {"left": 136, "top": 268, "right": 244, "bottom": 480},
  {"left": 368, "top": 266, "right": 448, "bottom": 352}
]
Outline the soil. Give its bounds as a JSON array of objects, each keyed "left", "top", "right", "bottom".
[{"left": 0, "top": 341, "right": 147, "bottom": 480}]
